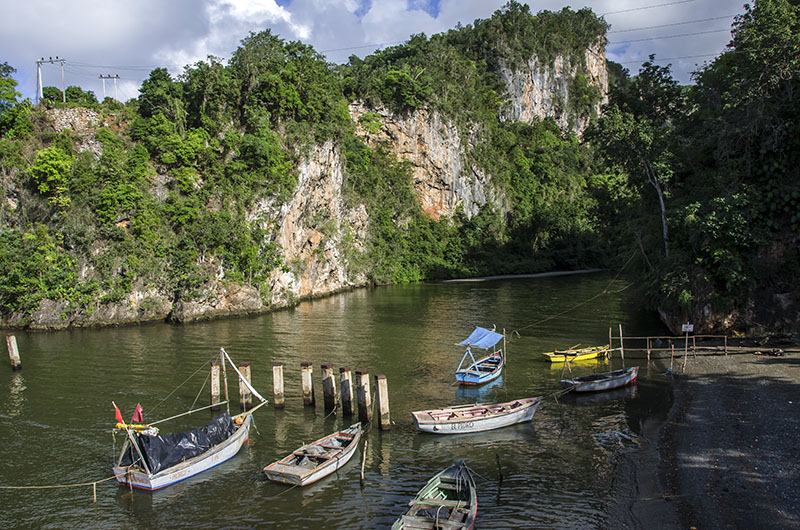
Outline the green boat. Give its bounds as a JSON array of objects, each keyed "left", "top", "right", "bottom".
[{"left": 392, "top": 460, "right": 477, "bottom": 529}]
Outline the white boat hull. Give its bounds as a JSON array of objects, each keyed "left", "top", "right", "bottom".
[
  {"left": 560, "top": 366, "right": 639, "bottom": 393},
  {"left": 113, "top": 414, "right": 251, "bottom": 491},
  {"left": 412, "top": 397, "right": 541, "bottom": 434},
  {"left": 263, "top": 424, "right": 362, "bottom": 486}
]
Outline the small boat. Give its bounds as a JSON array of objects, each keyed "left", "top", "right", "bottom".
[
  {"left": 455, "top": 327, "right": 505, "bottom": 385},
  {"left": 541, "top": 344, "right": 610, "bottom": 363},
  {"left": 263, "top": 423, "right": 362, "bottom": 486},
  {"left": 412, "top": 397, "right": 542, "bottom": 434},
  {"left": 112, "top": 348, "right": 267, "bottom": 491},
  {"left": 560, "top": 366, "right": 639, "bottom": 393},
  {"left": 392, "top": 460, "right": 477, "bottom": 530}
]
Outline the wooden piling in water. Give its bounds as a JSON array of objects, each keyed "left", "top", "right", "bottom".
[
  {"left": 321, "top": 363, "right": 337, "bottom": 412},
  {"left": 301, "top": 362, "right": 315, "bottom": 406},
  {"left": 273, "top": 362, "right": 285, "bottom": 408},
  {"left": 210, "top": 361, "right": 221, "bottom": 410},
  {"left": 6, "top": 334, "right": 21, "bottom": 371},
  {"left": 355, "top": 370, "right": 372, "bottom": 424},
  {"left": 375, "top": 374, "right": 390, "bottom": 430},
  {"left": 340, "top": 367, "right": 354, "bottom": 416},
  {"left": 238, "top": 362, "right": 252, "bottom": 410}
]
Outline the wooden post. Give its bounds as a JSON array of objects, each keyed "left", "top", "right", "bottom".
[
  {"left": 355, "top": 370, "right": 372, "bottom": 424},
  {"left": 321, "top": 363, "right": 337, "bottom": 412},
  {"left": 692, "top": 336, "right": 697, "bottom": 358},
  {"left": 210, "top": 361, "right": 221, "bottom": 410},
  {"left": 219, "top": 349, "right": 230, "bottom": 415},
  {"left": 671, "top": 344, "right": 675, "bottom": 371},
  {"left": 272, "top": 362, "right": 285, "bottom": 408},
  {"left": 683, "top": 334, "right": 689, "bottom": 373},
  {"left": 618, "top": 324, "right": 625, "bottom": 368},
  {"left": 609, "top": 327, "right": 613, "bottom": 352},
  {"left": 375, "top": 374, "right": 390, "bottom": 430},
  {"left": 6, "top": 334, "right": 21, "bottom": 371},
  {"left": 646, "top": 337, "right": 651, "bottom": 362},
  {"left": 360, "top": 438, "right": 368, "bottom": 483},
  {"left": 503, "top": 328, "right": 507, "bottom": 365},
  {"left": 301, "top": 362, "right": 315, "bottom": 406},
  {"left": 238, "top": 362, "right": 252, "bottom": 410},
  {"left": 340, "top": 367, "right": 354, "bottom": 416},
  {"left": 724, "top": 335, "right": 728, "bottom": 356}
]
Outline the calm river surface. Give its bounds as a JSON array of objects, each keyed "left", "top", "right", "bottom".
[{"left": 0, "top": 272, "right": 673, "bottom": 529}]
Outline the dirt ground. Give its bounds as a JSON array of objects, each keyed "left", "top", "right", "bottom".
[{"left": 609, "top": 345, "right": 800, "bottom": 529}]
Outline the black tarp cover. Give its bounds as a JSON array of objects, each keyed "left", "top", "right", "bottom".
[{"left": 121, "top": 413, "right": 237, "bottom": 474}]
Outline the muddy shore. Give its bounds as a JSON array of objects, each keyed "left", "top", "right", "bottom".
[{"left": 610, "top": 346, "right": 800, "bottom": 529}]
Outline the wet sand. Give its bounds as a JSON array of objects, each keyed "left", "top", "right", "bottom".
[{"left": 610, "top": 347, "right": 800, "bottom": 529}]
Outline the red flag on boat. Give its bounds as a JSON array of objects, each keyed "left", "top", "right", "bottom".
[
  {"left": 131, "top": 403, "right": 144, "bottom": 423},
  {"left": 113, "top": 402, "right": 124, "bottom": 424}
]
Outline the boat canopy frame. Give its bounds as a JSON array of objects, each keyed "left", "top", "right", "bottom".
[{"left": 455, "top": 327, "right": 504, "bottom": 373}]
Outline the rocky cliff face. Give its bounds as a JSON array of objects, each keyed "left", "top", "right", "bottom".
[
  {"left": 348, "top": 102, "right": 505, "bottom": 221},
  {"left": 499, "top": 42, "right": 608, "bottom": 133},
  {"left": 8, "top": 46, "right": 608, "bottom": 329}
]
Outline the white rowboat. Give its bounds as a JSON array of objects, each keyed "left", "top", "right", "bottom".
[
  {"left": 263, "top": 423, "right": 362, "bottom": 486},
  {"left": 412, "top": 397, "right": 542, "bottom": 434},
  {"left": 559, "top": 366, "right": 639, "bottom": 393}
]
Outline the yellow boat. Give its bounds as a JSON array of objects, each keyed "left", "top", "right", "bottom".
[{"left": 540, "top": 344, "right": 610, "bottom": 363}]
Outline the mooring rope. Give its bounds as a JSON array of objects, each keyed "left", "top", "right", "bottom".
[
  {"left": 511, "top": 250, "right": 638, "bottom": 334},
  {"left": 0, "top": 474, "right": 117, "bottom": 490}
]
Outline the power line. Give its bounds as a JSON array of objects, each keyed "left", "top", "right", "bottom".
[
  {"left": 610, "top": 28, "right": 730, "bottom": 45},
  {"left": 608, "top": 15, "right": 736, "bottom": 34},
  {"left": 617, "top": 53, "right": 721, "bottom": 65},
  {"left": 602, "top": 0, "right": 696, "bottom": 16}
]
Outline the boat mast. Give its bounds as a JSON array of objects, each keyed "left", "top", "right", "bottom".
[{"left": 219, "top": 348, "right": 230, "bottom": 415}]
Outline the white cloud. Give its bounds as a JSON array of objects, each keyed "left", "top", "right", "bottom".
[{"left": 0, "top": 0, "right": 748, "bottom": 103}]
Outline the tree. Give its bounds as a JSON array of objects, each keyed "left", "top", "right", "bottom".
[
  {"left": 0, "top": 62, "right": 21, "bottom": 136},
  {"left": 586, "top": 57, "right": 685, "bottom": 259}
]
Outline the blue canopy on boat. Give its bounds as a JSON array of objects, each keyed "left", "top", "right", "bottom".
[{"left": 458, "top": 327, "right": 504, "bottom": 349}]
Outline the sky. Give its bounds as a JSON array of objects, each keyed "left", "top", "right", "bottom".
[{"left": 0, "top": 0, "right": 748, "bottom": 103}]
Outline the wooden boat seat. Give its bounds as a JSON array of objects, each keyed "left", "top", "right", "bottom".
[
  {"left": 411, "top": 498, "right": 467, "bottom": 508},
  {"left": 293, "top": 450, "right": 333, "bottom": 460},
  {"left": 399, "top": 515, "right": 466, "bottom": 529}
]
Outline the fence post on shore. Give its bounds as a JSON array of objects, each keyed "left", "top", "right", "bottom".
[
  {"left": 692, "top": 336, "right": 697, "bottom": 358},
  {"left": 671, "top": 344, "right": 675, "bottom": 371},
  {"left": 6, "top": 334, "right": 21, "bottom": 371},
  {"left": 340, "top": 367, "right": 354, "bottom": 416},
  {"left": 724, "top": 335, "right": 728, "bottom": 356},
  {"left": 273, "top": 362, "right": 285, "bottom": 408},
  {"left": 618, "top": 324, "right": 625, "bottom": 368},
  {"left": 356, "top": 370, "right": 372, "bottom": 425},
  {"left": 238, "top": 362, "right": 252, "bottom": 410},
  {"left": 210, "top": 361, "right": 221, "bottom": 410},
  {"left": 301, "top": 362, "right": 315, "bottom": 407},
  {"left": 646, "top": 337, "right": 651, "bottom": 362},
  {"left": 375, "top": 374, "right": 391, "bottom": 430},
  {"left": 321, "top": 363, "right": 337, "bottom": 412},
  {"left": 682, "top": 337, "right": 689, "bottom": 373}
]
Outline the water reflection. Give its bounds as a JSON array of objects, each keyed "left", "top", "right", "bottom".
[
  {"left": 6, "top": 372, "right": 25, "bottom": 417},
  {"left": 455, "top": 375, "right": 505, "bottom": 403}
]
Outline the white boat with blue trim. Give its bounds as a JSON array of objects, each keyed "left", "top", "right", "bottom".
[
  {"left": 454, "top": 327, "right": 505, "bottom": 385},
  {"left": 112, "top": 348, "right": 267, "bottom": 491}
]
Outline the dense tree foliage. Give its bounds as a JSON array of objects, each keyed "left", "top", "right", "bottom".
[{"left": 589, "top": 0, "right": 800, "bottom": 327}]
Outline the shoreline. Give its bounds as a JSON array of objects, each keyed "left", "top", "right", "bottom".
[{"left": 609, "top": 350, "right": 800, "bottom": 529}]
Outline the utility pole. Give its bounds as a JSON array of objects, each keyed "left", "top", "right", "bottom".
[
  {"left": 99, "top": 74, "right": 119, "bottom": 101},
  {"left": 36, "top": 56, "right": 66, "bottom": 104}
]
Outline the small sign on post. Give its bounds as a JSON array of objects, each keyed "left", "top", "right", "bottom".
[
  {"left": 682, "top": 324, "right": 694, "bottom": 333},
  {"left": 682, "top": 323, "right": 693, "bottom": 372}
]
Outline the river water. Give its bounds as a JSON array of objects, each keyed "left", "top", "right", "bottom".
[{"left": 0, "top": 272, "right": 673, "bottom": 529}]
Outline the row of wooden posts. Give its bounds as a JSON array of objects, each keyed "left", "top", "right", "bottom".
[{"left": 210, "top": 361, "right": 391, "bottom": 430}]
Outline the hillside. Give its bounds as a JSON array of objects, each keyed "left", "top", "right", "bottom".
[
  {"left": 1, "top": 0, "right": 798, "bottom": 337},
  {"left": 0, "top": 3, "right": 612, "bottom": 330}
]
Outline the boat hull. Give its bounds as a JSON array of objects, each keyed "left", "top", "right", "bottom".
[
  {"left": 263, "top": 424, "right": 361, "bottom": 486},
  {"left": 412, "top": 397, "right": 541, "bottom": 434},
  {"left": 392, "top": 460, "right": 477, "bottom": 530},
  {"left": 560, "top": 366, "right": 639, "bottom": 393},
  {"left": 455, "top": 353, "right": 503, "bottom": 385},
  {"left": 541, "top": 344, "right": 609, "bottom": 363},
  {"left": 113, "top": 414, "right": 251, "bottom": 491}
]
